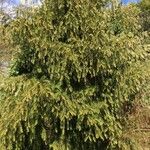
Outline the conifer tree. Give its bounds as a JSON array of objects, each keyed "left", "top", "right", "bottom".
[{"left": 0, "top": 0, "right": 149, "bottom": 149}]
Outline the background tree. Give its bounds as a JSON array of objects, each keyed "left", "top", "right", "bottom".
[
  {"left": 0, "top": 0, "right": 149, "bottom": 150},
  {"left": 0, "top": 0, "right": 14, "bottom": 11},
  {"left": 0, "top": 0, "right": 15, "bottom": 64},
  {"left": 138, "top": 0, "right": 150, "bottom": 32}
]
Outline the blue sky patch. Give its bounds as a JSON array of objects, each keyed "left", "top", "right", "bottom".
[{"left": 8, "top": 0, "right": 140, "bottom": 5}]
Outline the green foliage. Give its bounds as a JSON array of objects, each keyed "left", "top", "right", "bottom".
[
  {"left": 0, "top": 1, "right": 150, "bottom": 149},
  {"left": 138, "top": 0, "right": 150, "bottom": 32},
  {"left": 0, "top": 10, "right": 12, "bottom": 62}
]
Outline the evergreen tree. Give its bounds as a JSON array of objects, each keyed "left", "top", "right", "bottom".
[{"left": 0, "top": 1, "right": 149, "bottom": 149}]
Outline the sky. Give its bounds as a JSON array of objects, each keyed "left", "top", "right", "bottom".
[
  {"left": 123, "top": 0, "right": 139, "bottom": 4},
  {"left": 5, "top": 0, "right": 140, "bottom": 5}
]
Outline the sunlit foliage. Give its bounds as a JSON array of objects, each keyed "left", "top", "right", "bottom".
[{"left": 0, "top": 1, "right": 149, "bottom": 149}]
